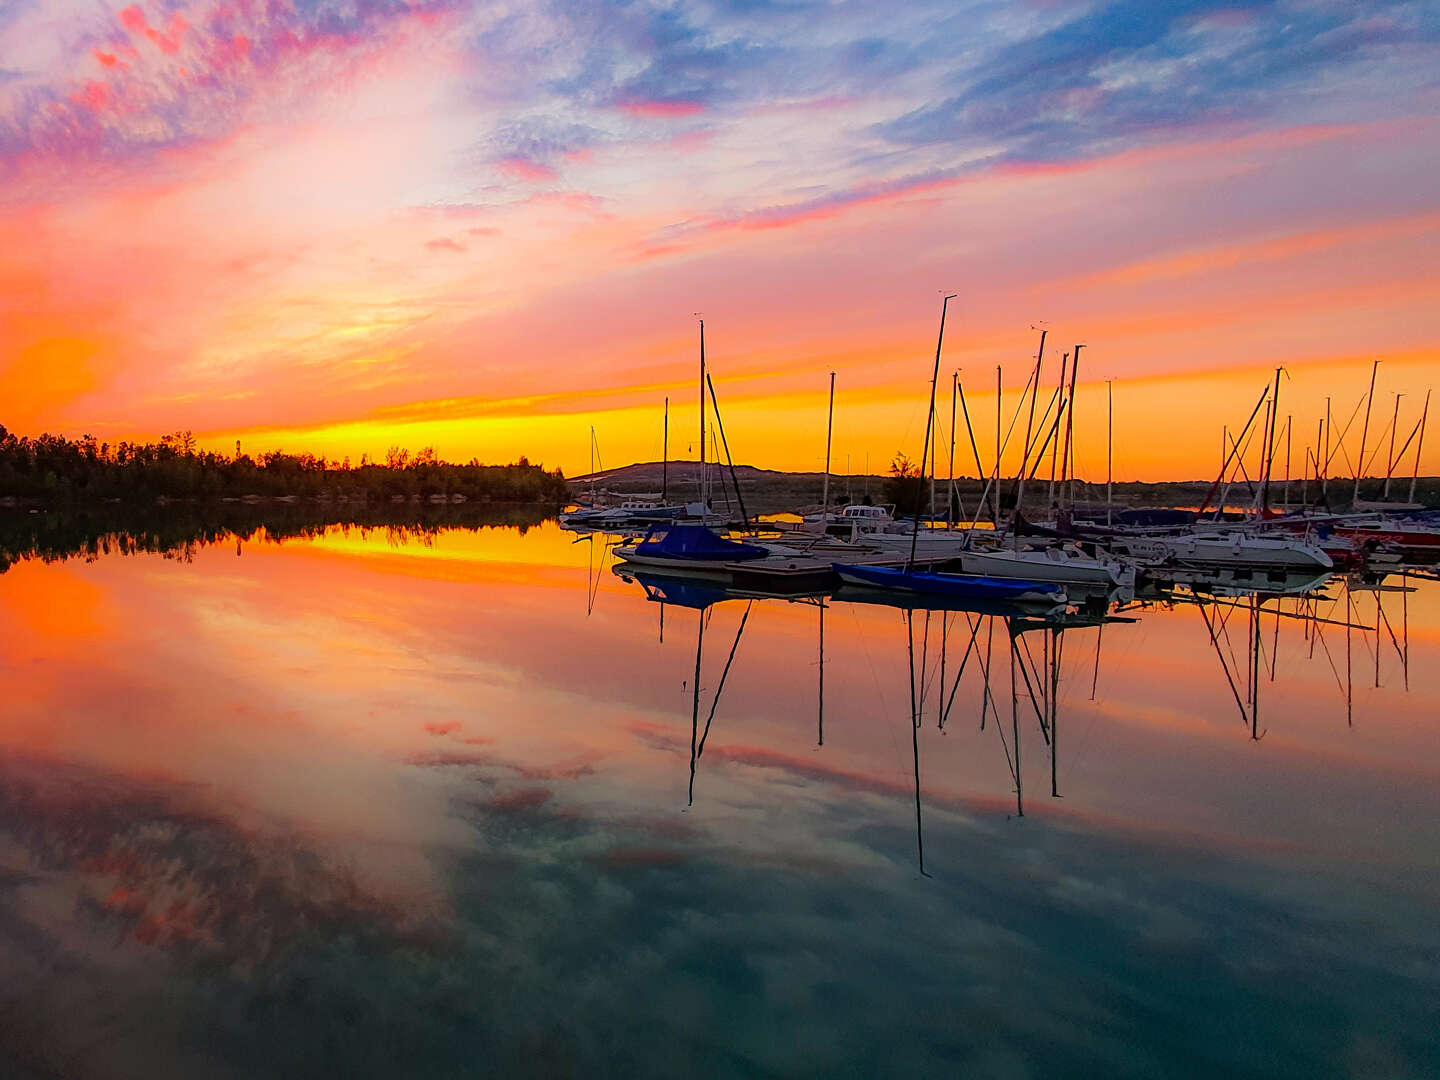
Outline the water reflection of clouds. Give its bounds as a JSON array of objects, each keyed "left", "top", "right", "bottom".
[{"left": 2, "top": 522, "right": 1439, "bottom": 1075}]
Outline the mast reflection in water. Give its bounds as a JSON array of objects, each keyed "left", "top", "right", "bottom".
[{"left": 1, "top": 516, "right": 1437, "bottom": 1079}]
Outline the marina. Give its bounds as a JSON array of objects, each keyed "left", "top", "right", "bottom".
[{"left": 4, "top": 2, "right": 1438, "bottom": 1073}]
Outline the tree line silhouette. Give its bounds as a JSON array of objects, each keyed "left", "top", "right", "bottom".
[{"left": 0, "top": 426, "right": 568, "bottom": 505}]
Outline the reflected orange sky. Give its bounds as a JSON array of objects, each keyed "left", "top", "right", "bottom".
[
  {"left": 2, "top": 522, "right": 1437, "bottom": 883},
  {"left": 2, "top": 4, "right": 1437, "bottom": 478}
]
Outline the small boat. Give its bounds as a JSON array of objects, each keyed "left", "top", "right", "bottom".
[
  {"left": 613, "top": 524, "right": 771, "bottom": 570},
  {"left": 1334, "top": 520, "right": 1440, "bottom": 560},
  {"left": 948, "top": 544, "right": 1129, "bottom": 587},
  {"left": 801, "top": 503, "right": 899, "bottom": 540},
  {"left": 1143, "top": 531, "right": 1333, "bottom": 572},
  {"left": 593, "top": 497, "right": 686, "bottom": 525},
  {"left": 832, "top": 563, "right": 1062, "bottom": 603}
]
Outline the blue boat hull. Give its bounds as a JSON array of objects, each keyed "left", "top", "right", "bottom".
[{"left": 833, "top": 563, "right": 1061, "bottom": 602}]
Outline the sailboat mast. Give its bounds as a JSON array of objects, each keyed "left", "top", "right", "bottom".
[
  {"left": 1012, "top": 333, "right": 1047, "bottom": 546},
  {"left": 1323, "top": 396, "right": 1332, "bottom": 502},
  {"left": 929, "top": 400, "right": 937, "bottom": 524},
  {"left": 1353, "top": 359, "right": 1378, "bottom": 506},
  {"left": 1383, "top": 392, "right": 1403, "bottom": 499},
  {"left": 821, "top": 371, "right": 835, "bottom": 524},
  {"left": 1048, "top": 351, "right": 1066, "bottom": 509},
  {"left": 699, "top": 319, "right": 707, "bottom": 509},
  {"left": 1063, "top": 344, "right": 1082, "bottom": 509},
  {"left": 1260, "top": 366, "right": 1281, "bottom": 514},
  {"left": 909, "top": 294, "right": 957, "bottom": 569},
  {"left": 662, "top": 397, "right": 669, "bottom": 503},
  {"left": 994, "top": 365, "right": 1002, "bottom": 526},
  {"left": 948, "top": 371, "right": 958, "bottom": 530},
  {"left": 1409, "top": 389, "right": 1430, "bottom": 505},
  {"left": 1106, "top": 379, "right": 1114, "bottom": 527},
  {"left": 1283, "top": 414, "right": 1292, "bottom": 511},
  {"left": 1018, "top": 331, "right": 1045, "bottom": 524}
]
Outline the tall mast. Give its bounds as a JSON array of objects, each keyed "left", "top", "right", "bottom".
[
  {"left": 1410, "top": 389, "right": 1431, "bottom": 505},
  {"left": 1254, "top": 399, "right": 1272, "bottom": 515},
  {"left": 662, "top": 397, "right": 669, "bottom": 503},
  {"left": 1106, "top": 379, "right": 1114, "bottom": 527},
  {"left": 1322, "top": 396, "right": 1332, "bottom": 502},
  {"left": 1063, "top": 344, "right": 1082, "bottom": 509},
  {"left": 1282, "top": 414, "right": 1291, "bottom": 511},
  {"left": 821, "top": 371, "right": 836, "bottom": 524},
  {"left": 948, "top": 371, "right": 958, "bottom": 530},
  {"left": 909, "top": 294, "right": 957, "bottom": 569},
  {"left": 1023, "top": 331, "right": 1046, "bottom": 519},
  {"left": 1383, "top": 392, "right": 1403, "bottom": 500},
  {"left": 958, "top": 375, "right": 985, "bottom": 531},
  {"left": 1048, "top": 351, "right": 1067, "bottom": 509},
  {"left": 1353, "top": 359, "right": 1378, "bottom": 506},
  {"left": 1260, "top": 366, "right": 1281, "bottom": 514},
  {"left": 994, "top": 365, "right": 1002, "bottom": 526},
  {"left": 1012, "top": 332, "right": 1047, "bottom": 546},
  {"left": 929, "top": 400, "right": 937, "bottom": 524},
  {"left": 699, "top": 319, "right": 707, "bottom": 508}
]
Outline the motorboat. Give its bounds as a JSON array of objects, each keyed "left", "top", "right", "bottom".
[
  {"left": 1128, "top": 531, "right": 1333, "bottom": 572},
  {"left": 945, "top": 543, "right": 1130, "bottom": 588}
]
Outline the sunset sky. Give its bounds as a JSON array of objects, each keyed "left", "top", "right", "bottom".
[{"left": 2, "top": 0, "right": 1437, "bottom": 480}]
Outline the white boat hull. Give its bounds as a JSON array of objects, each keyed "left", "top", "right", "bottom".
[{"left": 950, "top": 549, "right": 1124, "bottom": 587}]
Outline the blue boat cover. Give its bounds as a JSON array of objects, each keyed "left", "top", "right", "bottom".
[
  {"left": 834, "top": 563, "right": 1060, "bottom": 600},
  {"left": 634, "top": 524, "right": 769, "bottom": 561}
]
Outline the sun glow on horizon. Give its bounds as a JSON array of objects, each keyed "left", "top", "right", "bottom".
[{"left": 1, "top": 2, "right": 1437, "bottom": 482}]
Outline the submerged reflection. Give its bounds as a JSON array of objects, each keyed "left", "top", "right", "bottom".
[
  {"left": 0, "top": 515, "right": 1437, "bottom": 1078},
  {"left": 613, "top": 551, "right": 1433, "bottom": 878}
]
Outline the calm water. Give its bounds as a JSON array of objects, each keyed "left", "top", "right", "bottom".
[{"left": 1, "top": 519, "right": 1437, "bottom": 1079}]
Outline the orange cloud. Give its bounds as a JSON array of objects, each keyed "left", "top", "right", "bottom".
[
  {"left": 0, "top": 335, "right": 111, "bottom": 428},
  {"left": 1073, "top": 210, "right": 1440, "bottom": 288}
]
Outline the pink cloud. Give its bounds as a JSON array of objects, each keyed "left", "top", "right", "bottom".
[
  {"left": 119, "top": 5, "right": 188, "bottom": 55},
  {"left": 424, "top": 237, "right": 464, "bottom": 253},
  {"left": 12, "top": 1, "right": 458, "bottom": 166},
  {"left": 71, "top": 81, "right": 113, "bottom": 112},
  {"left": 617, "top": 99, "right": 705, "bottom": 119},
  {"left": 497, "top": 156, "right": 558, "bottom": 182},
  {"left": 118, "top": 5, "right": 147, "bottom": 33}
]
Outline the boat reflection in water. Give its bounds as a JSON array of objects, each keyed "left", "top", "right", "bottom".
[
  {"left": 613, "top": 555, "right": 1415, "bottom": 876},
  {"left": 1, "top": 518, "right": 1437, "bottom": 1078}
]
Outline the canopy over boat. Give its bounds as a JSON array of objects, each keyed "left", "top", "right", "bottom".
[{"left": 632, "top": 524, "right": 770, "bottom": 562}]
